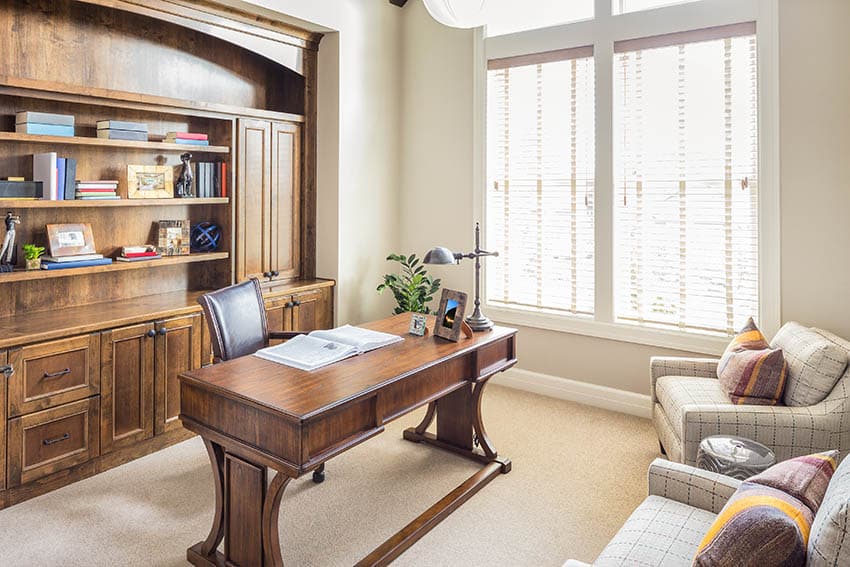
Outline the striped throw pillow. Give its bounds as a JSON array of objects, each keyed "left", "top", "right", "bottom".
[
  {"left": 718, "top": 318, "right": 788, "bottom": 405},
  {"left": 694, "top": 482, "right": 813, "bottom": 566},
  {"left": 749, "top": 451, "right": 838, "bottom": 512}
]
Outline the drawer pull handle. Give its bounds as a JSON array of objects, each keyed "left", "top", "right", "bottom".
[
  {"left": 43, "top": 433, "right": 70, "bottom": 446},
  {"left": 43, "top": 368, "right": 71, "bottom": 379}
]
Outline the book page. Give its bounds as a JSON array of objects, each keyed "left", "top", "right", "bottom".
[
  {"left": 254, "top": 334, "right": 358, "bottom": 371},
  {"left": 309, "top": 324, "right": 403, "bottom": 353}
]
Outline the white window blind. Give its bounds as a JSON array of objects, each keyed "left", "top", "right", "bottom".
[
  {"left": 486, "top": 48, "right": 596, "bottom": 316},
  {"left": 613, "top": 23, "right": 759, "bottom": 335},
  {"left": 613, "top": 0, "right": 702, "bottom": 15}
]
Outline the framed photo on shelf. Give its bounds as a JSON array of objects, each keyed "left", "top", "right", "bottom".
[
  {"left": 433, "top": 288, "right": 468, "bottom": 342},
  {"left": 46, "top": 223, "right": 96, "bottom": 257},
  {"left": 128, "top": 165, "right": 174, "bottom": 199},
  {"left": 156, "top": 220, "right": 191, "bottom": 256}
]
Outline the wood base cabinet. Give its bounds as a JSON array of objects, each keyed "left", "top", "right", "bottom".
[
  {"left": 265, "top": 286, "right": 333, "bottom": 340},
  {"left": 0, "top": 350, "right": 6, "bottom": 491},
  {"left": 155, "top": 314, "right": 202, "bottom": 435}
]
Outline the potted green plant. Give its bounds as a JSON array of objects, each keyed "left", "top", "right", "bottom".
[
  {"left": 23, "top": 244, "right": 45, "bottom": 271},
  {"left": 377, "top": 253, "right": 441, "bottom": 314}
]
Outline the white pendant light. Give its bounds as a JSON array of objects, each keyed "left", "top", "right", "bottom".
[{"left": 423, "top": 0, "right": 489, "bottom": 29}]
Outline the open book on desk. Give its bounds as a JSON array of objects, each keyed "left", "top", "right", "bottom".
[{"left": 254, "top": 324, "right": 404, "bottom": 371}]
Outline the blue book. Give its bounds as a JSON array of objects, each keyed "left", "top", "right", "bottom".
[
  {"left": 172, "top": 139, "right": 210, "bottom": 146},
  {"left": 16, "top": 123, "right": 75, "bottom": 137},
  {"left": 56, "top": 158, "right": 66, "bottom": 201},
  {"left": 41, "top": 258, "right": 113, "bottom": 270}
]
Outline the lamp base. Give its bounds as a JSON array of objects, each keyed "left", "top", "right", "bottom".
[{"left": 465, "top": 313, "right": 494, "bottom": 332}]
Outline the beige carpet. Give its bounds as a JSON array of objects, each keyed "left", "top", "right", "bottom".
[{"left": 0, "top": 385, "right": 658, "bottom": 566}]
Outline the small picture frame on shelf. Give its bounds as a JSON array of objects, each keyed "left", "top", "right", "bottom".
[
  {"left": 408, "top": 313, "right": 428, "bottom": 336},
  {"left": 46, "top": 223, "right": 96, "bottom": 257},
  {"left": 433, "top": 289, "right": 468, "bottom": 342},
  {"left": 156, "top": 220, "right": 191, "bottom": 256},
  {"left": 128, "top": 165, "right": 174, "bottom": 199}
]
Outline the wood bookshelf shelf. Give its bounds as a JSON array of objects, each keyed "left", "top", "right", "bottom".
[
  {"left": 0, "top": 132, "right": 230, "bottom": 153},
  {"left": 0, "top": 198, "right": 229, "bottom": 208},
  {"left": 0, "top": 252, "right": 229, "bottom": 283}
]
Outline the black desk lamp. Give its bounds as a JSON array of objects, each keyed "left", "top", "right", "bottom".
[{"left": 424, "top": 222, "right": 499, "bottom": 332}]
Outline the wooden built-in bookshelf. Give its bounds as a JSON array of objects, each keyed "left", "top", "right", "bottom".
[
  {"left": 0, "top": 197, "right": 229, "bottom": 208},
  {"left": 0, "top": 132, "right": 230, "bottom": 153}
]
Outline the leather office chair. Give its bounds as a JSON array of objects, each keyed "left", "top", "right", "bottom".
[{"left": 197, "top": 277, "right": 326, "bottom": 483}]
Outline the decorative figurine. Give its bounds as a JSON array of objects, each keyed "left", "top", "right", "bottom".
[
  {"left": 175, "top": 152, "right": 194, "bottom": 198},
  {"left": 0, "top": 211, "right": 21, "bottom": 272}
]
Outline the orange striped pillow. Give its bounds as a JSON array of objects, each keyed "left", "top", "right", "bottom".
[{"left": 718, "top": 318, "right": 788, "bottom": 405}]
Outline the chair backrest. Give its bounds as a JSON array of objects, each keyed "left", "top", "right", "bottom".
[
  {"left": 197, "top": 278, "right": 269, "bottom": 362},
  {"left": 808, "top": 453, "right": 850, "bottom": 565}
]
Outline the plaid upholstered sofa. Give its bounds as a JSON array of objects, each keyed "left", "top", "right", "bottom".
[
  {"left": 565, "top": 456, "right": 850, "bottom": 566},
  {"left": 651, "top": 324, "right": 850, "bottom": 466}
]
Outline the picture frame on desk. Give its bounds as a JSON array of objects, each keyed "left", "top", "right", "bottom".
[
  {"left": 46, "top": 223, "right": 96, "bottom": 257},
  {"left": 433, "top": 289, "right": 468, "bottom": 342},
  {"left": 127, "top": 165, "right": 174, "bottom": 199}
]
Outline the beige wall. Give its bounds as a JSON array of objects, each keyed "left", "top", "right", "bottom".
[{"left": 396, "top": 0, "right": 850, "bottom": 395}]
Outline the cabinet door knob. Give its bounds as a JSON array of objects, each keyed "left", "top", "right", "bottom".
[
  {"left": 285, "top": 301, "right": 294, "bottom": 309},
  {"left": 146, "top": 330, "right": 156, "bottom": 338},
  {"left": 293, "top": 300, "right": 301, "bottom": 307},
  {"left": 263, "top": 271, "right": 272, "bottom": 278},
  {"left": 0, "top": 364, "right": 13, "bottom": 378},
  {"left": 271, "top": 270, "right": 280, "bottom": 277},
  {"left": 158, "top": 327, "right": 168, "bottom": 336}
]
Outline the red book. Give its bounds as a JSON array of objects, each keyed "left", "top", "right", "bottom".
[
  {"left": 221, "top": 162, "right": 227, "bottom": 198},
  {"left": 167, "top": 132, "right": 208, "bottom": 141},
  {"left": 123, "top": 251, "right": 159, "bottom": 258}
]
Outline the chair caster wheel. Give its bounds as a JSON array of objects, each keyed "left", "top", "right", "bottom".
[{"left": 312, "top": 464, "right": 325, "bottom": 484}]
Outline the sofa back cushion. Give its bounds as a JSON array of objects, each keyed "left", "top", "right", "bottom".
[
  {"left": 808, "top": 454, "right": 850, "bottom": 566},
  {"left": 694, "top": 482, "right": 813, "bottom": 566},
  {"left": 771, "top": 322, "right": 847, "bottom": 407},
  {"left": 718, "top": 318, "right": 787, "bottom": 405}
]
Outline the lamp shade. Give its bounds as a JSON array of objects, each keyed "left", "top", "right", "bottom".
[
  {"left": 423, "top": 246, "right": 458, "bottom": 265},
  {"left": 423, "top": 0, "right": 489, "bottom": 29}
]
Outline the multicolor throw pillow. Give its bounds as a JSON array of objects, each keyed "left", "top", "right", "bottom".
[
  {"left": 717, "top": 317, "right": 788, "bottom": 405},
  {"left": 695, "top": 451, "right": 839, "bottom": 566}
]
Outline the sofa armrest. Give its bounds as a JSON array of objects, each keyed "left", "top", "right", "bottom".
[
  {"left": 650, "top": 356, "right": 720, "bottom": 402},
  {"left": 647, "top": 458, "right": 740, "bottom": 514}
]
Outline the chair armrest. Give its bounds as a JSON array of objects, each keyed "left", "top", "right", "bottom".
[
  {"left": 648, "top": 458, "right": 740, "bottom": 514},
  {"left": 269, "top": 331, "right": 306, "bottom": 340},
  {"left": 650, "top": 356, "right": 719, "bottom": 402}
]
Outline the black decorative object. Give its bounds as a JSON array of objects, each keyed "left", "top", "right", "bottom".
[
  {"left": 0, "top": 211, "right": 21, "bottom": 272},
  {"left": 175, "top": 152, "right": 194, "bottom": 198},
  {"left": 424, "top": 222, "right": 499, "bottom": 332},
  {"left": 190, "top": 222, "right": 222, "bottom": 252}
]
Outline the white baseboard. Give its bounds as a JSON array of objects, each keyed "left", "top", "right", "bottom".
[{"left": 492, "top": 368, "right": 652, "bottom": 419}]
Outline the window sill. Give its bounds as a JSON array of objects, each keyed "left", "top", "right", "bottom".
[{"left": 485, "top": 304, "right": 729, "bottom": 355}]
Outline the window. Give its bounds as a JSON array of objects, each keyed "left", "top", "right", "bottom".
[
  {"left": 485, "top": 0, "right": 593, "bottom": 37},
  {"left": 486, "top": 49, "right": 595, "bottom": 315},
  {"left": 480, "top": 0, "right": 778, "bottom": 350},
  {"left": 613, "top": 24, "right": 759, "bottom": 335}
]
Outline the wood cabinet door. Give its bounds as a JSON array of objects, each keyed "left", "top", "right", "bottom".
[
  {"left": 0, "top": 350, "right": 7, "bottom": 491},
  {"left": 291, "top": 289, "right": 331, "bottom": 332},
  {"left": 236, "top": 118, "right": 272, "bottom": 282},
  {"left": 264, "top": 295, "right": 293, "bottom": 345},
  {"left": 200, "top": 313, "right": 214, "bottom": 367},
  {"left": 270, "top": 121, "right": 301, "bottom": 281},
  {"left": 154, "top": 314, "right": 201, "bottom": 435},
  {"left": 100, "top": 323, "right": 155, "bottom": 454}
]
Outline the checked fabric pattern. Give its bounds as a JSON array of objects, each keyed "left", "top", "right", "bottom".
[
  {"left": 808, "top": 450, "right": 850, "bottom": 566},
  {"left": 647, "top": 458, "right": 741, "bottom": 514},
  {"left": 651, "top": 326, "right": 850, "bottom": 467}
]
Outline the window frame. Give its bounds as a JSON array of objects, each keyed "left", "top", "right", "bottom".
[{"left": 474, "top": 0, "right": 780, "bottom": 355}]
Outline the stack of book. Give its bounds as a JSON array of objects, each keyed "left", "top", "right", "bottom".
[
  {"left": 164, "top": 132, "right": 209, "bottom": 147},
  {"left": 195, "top": 162, "right": 227, "bottom": 198},
  {"left": 0, "top": 179, "right": 43, "bottom": 200},
  {"left": 33, "top": 153, "right": 77, "bottom": 200},
  {"left": 41, "top": 253, "right": 112, "bottom": 270},
  {"left": 16, "top": 111, "right": 75, "bottom": 137},
  {"left": 116, "top": 245, "right": 162, "bottom": 262},
  {"left": 96, "top": 120, "right": 149, "bottom": 141},
  {"left": 76, "top": 180, "right": 120, "bottom": 200}
]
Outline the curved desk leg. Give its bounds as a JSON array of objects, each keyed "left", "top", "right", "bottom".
[
  {"left": 200, "top": 439, "right": 225, "bottom": 557},
  {"left": 471, "top": 380, "right": 498, "bottom": 460},
  {"left": 414, "top": 402, "right": 437, "bottom": 435},
  {"left": 262, "top": 472, "right": 292, "bottom": 566}
]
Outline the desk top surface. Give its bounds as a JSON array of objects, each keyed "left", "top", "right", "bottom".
[{"left": 179, "top": 314, "right": 516, "bottom": 420}]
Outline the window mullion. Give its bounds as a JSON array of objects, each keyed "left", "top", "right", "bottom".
[{"left": 594, "top": 37, "right": 614, "bottom": 323}]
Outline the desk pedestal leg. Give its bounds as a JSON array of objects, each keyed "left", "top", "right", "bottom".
[{"left": 188, "top": 446, "right": 290, "bottom": 567}]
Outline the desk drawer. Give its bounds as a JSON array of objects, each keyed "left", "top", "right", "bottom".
[
  {"left": 8, "top": 334, "right": 100, "bottom": 417},
  {"left": 7, "top": 397, "right": 100, "bottom": 487}
]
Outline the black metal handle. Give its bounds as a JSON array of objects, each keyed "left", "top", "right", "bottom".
[
  {"left": 271, "top": 270, "right": 279, "bottom": 277},
  {"left": 0, "top": 364, "right": 13, "bottom": 378},
  {"left": 285, "top": 301, "right": 294, "bottom": 309},
  {"left": 293, "top": 300, "right": 301, "bottom": 307},
  {"left": 263, "top": 271, "right": 272, "bottom": 278},
  {"left": 43, "top": 432, "right": 70, "bottom": 446},
  {"left": 146, "top": 330, "right": 156, "bottom": 338},
  {"left": 158, "top": 327, "right": 168, "bottom": 336},
  {"left": 43, "top": 368, "right": 71, "bottom": 379}
]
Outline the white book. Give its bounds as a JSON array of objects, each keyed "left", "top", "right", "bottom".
[
  {"left": 42, "top": 254, "right": 104, "bottom": 263},
  {"left": 32, "top": 152, "right": 58, "bottom": 200},
  {"left": 254, "top": 325, "right": 403, "bottom": 372}
]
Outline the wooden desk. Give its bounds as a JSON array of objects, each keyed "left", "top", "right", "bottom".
[{"left": 179, "top": 314, "right": 517, "bottom": 566}]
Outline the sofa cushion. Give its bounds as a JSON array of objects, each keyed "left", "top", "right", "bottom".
[
  {"left": 594, "top": 495, "right": 716, "bottom": 567},
  {"left": 718, "top": 317, "right": 788, "bottom": 405},
  {"left": 749, "top": 451, "right": 838, "bottom": 512},
  {"left": 656, "top": 376, "right": 732, "bottom": 431},
  {"left": 808, "top": 453, "right": 850, "bottom": 566},
  {"left": 771, "top": 322, "right": 848, "bottom": 407},
  {"left": 694, "top": 481, "right": 813, "bottom": 567}
]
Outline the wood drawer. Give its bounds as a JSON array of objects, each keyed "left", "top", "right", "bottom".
[
  {"left": 8, "top": 334, "right": 100, "bottom": 417},
  {"left": 7, "top": 397, "right": 100, "bottom": 488}
]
